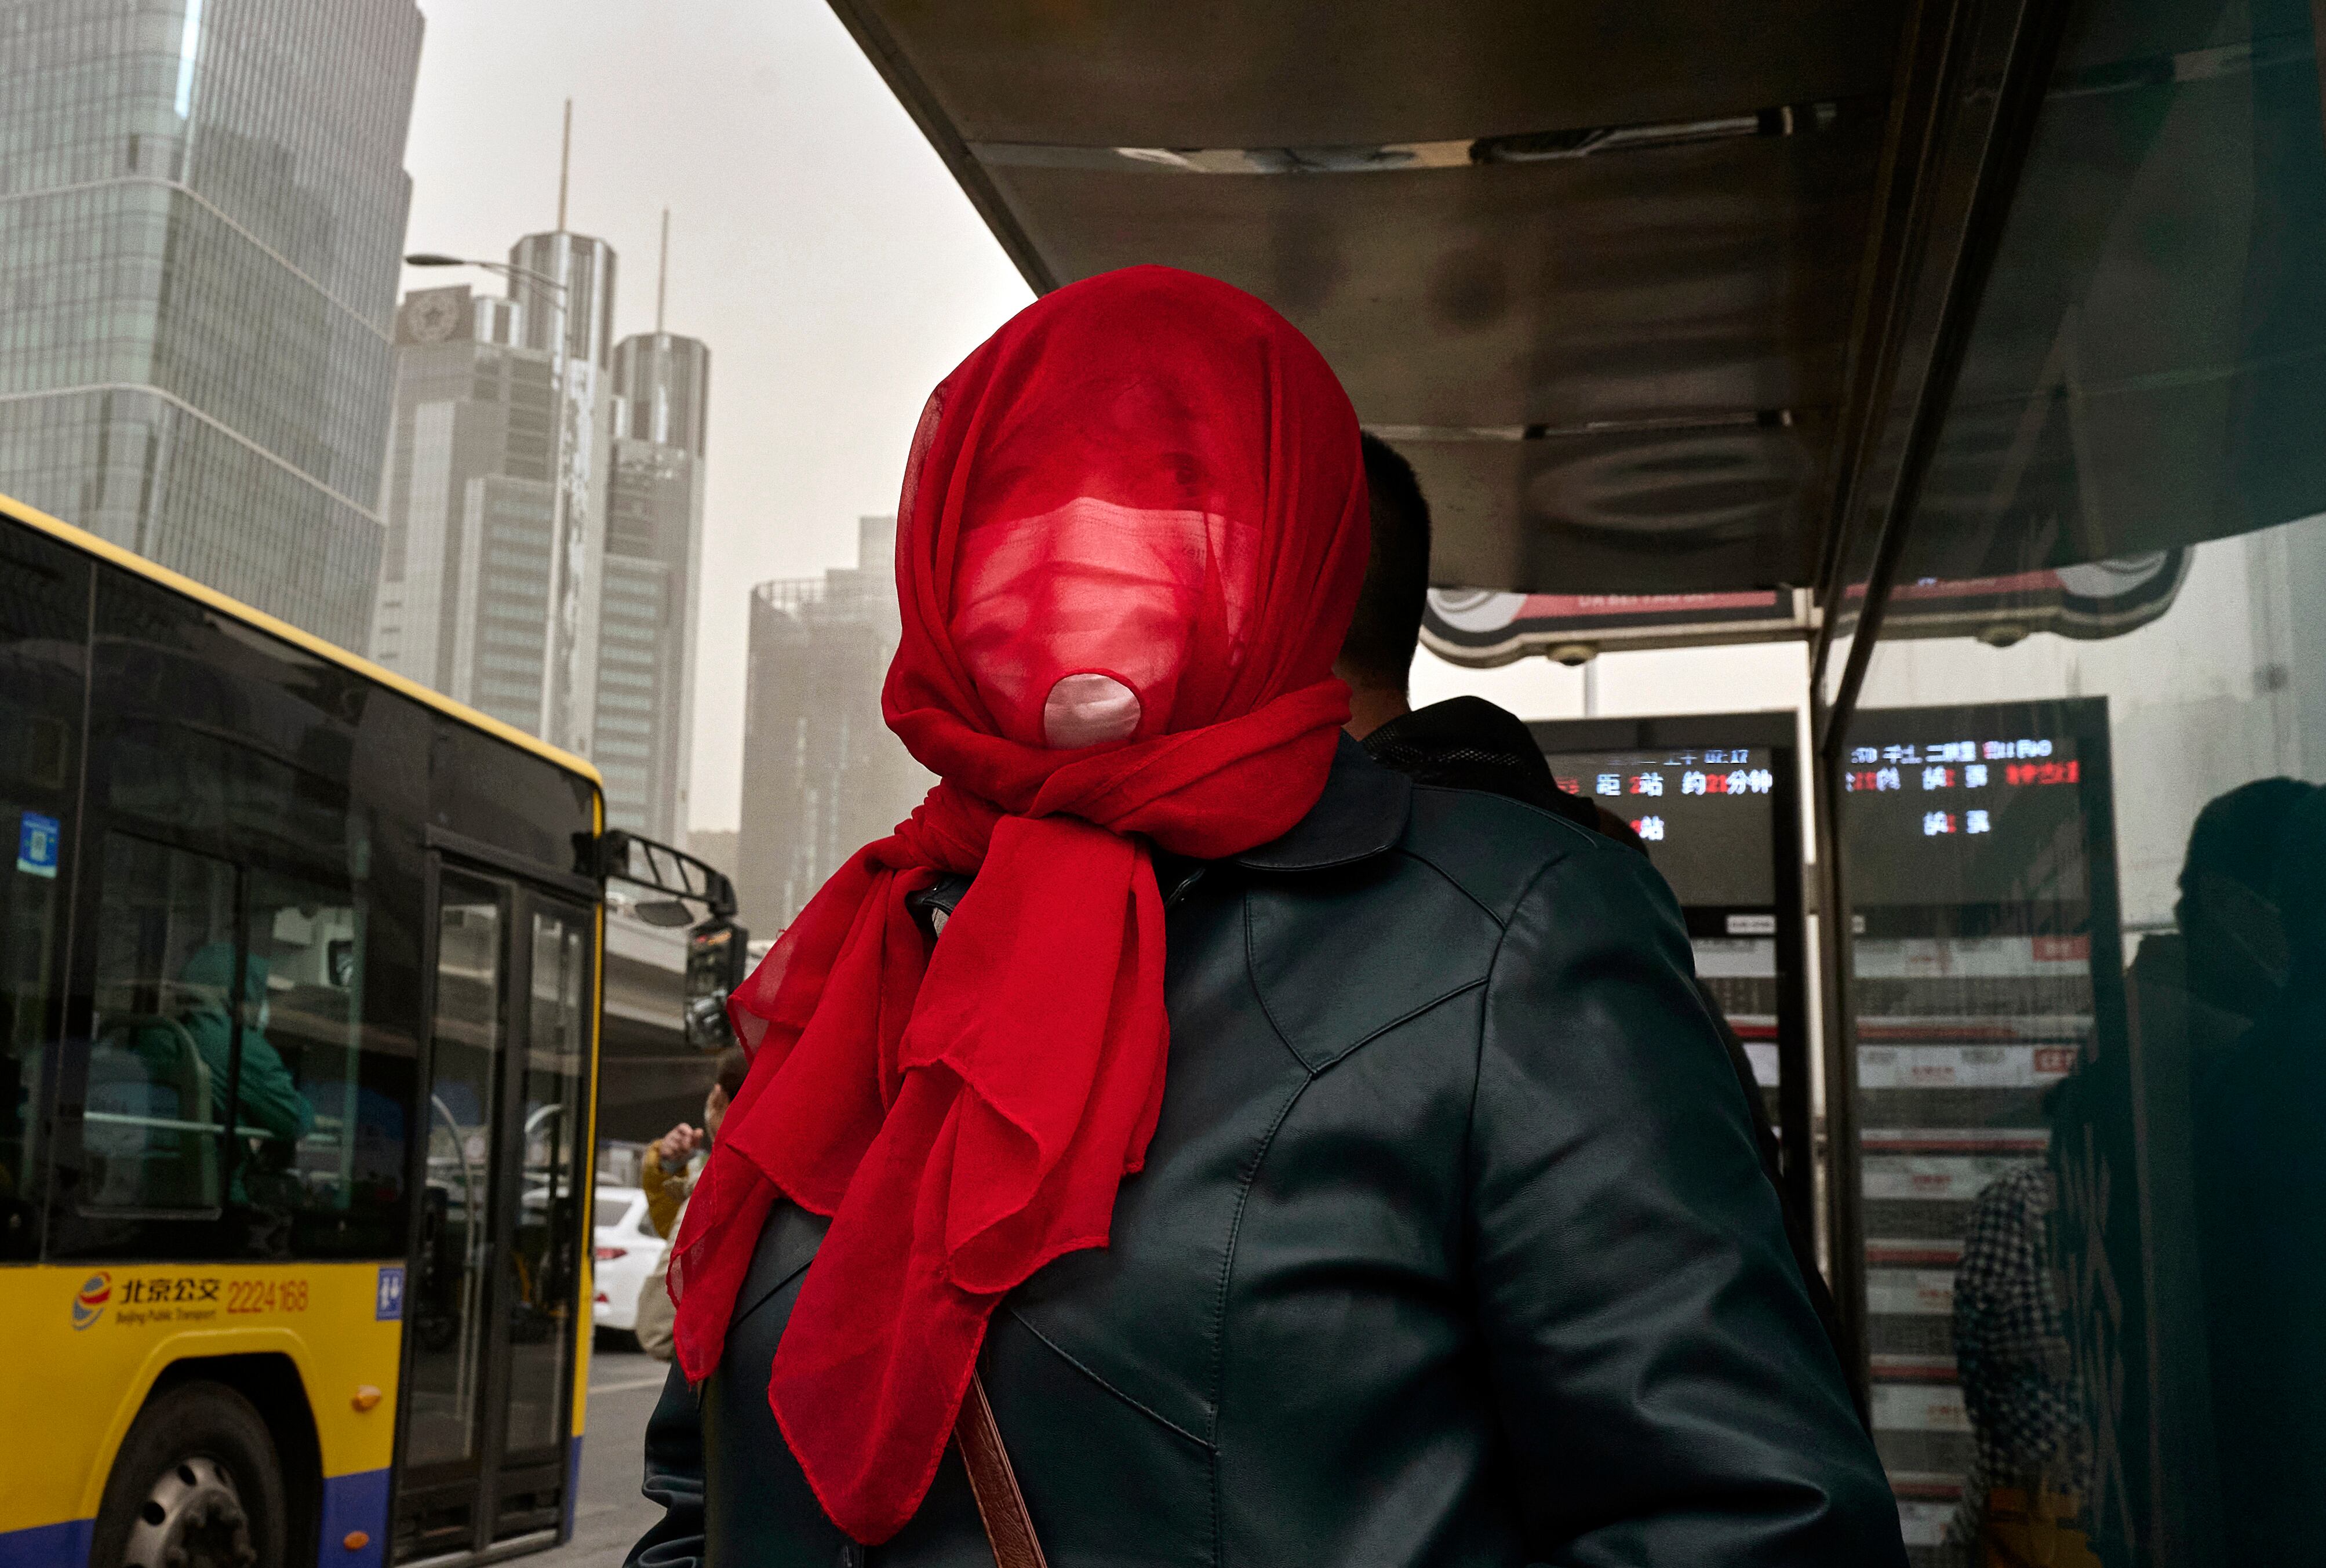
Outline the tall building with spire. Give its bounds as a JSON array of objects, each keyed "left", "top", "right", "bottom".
[
  {"left": 372, "top": 124, "right": 709, "bottom": 839},
  {"left": 505, "top": 225, "right": 618, "bottom": 759},
  {"left": 595, "top": 218, "right": 709, "bottom": 839},
  {"left": 368, "top": 285, "right": 559, "bottom": 733},
  {"left": 0, "top": 0, "right": 425, "bottom": 647}
]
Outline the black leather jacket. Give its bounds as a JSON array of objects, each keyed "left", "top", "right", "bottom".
[
  {"left": 1360, "top": 697, "right": 1851, "bottom": 1385},
  {"left": 629, "top": 737, "right": 1905, "bottom": 1566}
]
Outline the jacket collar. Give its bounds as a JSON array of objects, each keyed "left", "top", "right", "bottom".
[
  {"left": 1231, "top": 732, "right": 1412, "bottom": 872},
  {"left": 907, "top": 735, "right": 1412, "bottom": 925}
]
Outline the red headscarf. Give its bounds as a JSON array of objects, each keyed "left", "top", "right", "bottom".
[{"left": 667, "top": 266, "right": 1368, "bottom": 1542}]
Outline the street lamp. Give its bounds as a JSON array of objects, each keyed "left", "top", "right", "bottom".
[
  {"left": 405, "top": 250, "right": 577, "bottom": 743},
  {"left": 404, "top": 252, "right": 567, "bottom": 300}
]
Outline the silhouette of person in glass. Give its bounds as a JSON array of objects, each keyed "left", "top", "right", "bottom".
[
  {"left": 1953, "top": 777, "right": 2320, "bottom": 1566},
  {"left": 2134, "top": 778, "right": 2314, "bottom": 1054},
  {"left": 2193, "top": 783, "right": 2326, "bottom": 1560}
]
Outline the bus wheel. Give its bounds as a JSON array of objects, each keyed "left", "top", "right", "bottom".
[{"left": 91, "top": 1381, "right": 286, "bottom": 1568}]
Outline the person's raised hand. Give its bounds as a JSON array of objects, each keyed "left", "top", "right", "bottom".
[{"left": 656, "top": 1123, "right": 701, "bottom": 1167}]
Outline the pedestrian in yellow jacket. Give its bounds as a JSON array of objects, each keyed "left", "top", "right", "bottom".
[{"left": 634, "top": 1047, "right": 748, "bottom": 1359}]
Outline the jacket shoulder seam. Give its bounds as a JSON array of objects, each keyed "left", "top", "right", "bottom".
[
  {"left": 1207, "top": 1057, "right": 1314, "bottom": 1568},
  {"left": 1002, "top": 1304, "right": 1215, "bottom": 1453},
  {"left": 1303, "top": 975, "right": 1489, "bottom": 1074},
  {"left": 1465, "top": 854, "right": 1573, "bottom": 1228},
  {"left": 1241, "top": 883, "right": 1315, "bottom": 1070},
  {"left": 1384, "top": 845, "right": 1511, "bottom": 929},
  {"left": 1244, "top": 857, "right": 1499, "bottom": 1070},
  {"left": 1396, "top": 787, "right": 1594, "bottom": 921}
]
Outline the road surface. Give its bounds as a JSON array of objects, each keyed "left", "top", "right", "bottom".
[{"left": 536, "top": 1339, "right": 671, "bottom": 1566}]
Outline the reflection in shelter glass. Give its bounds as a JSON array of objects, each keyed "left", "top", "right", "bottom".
[{"left": 1839, "top": 0, "right": 2326, "bottom": 1557}]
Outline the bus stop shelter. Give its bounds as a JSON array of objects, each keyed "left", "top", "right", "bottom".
[{"left": 825, "top": 2, "right": 2326, "bottom": 1561}]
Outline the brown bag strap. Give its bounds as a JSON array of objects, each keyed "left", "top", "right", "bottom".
[{"left": 955, "top": 1371, "right": 1050, "bottom": 1568}]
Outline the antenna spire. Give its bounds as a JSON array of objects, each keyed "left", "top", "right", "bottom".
[
  {"left": 556, "top": 99, "right": 572, "bottom": 230},
  {"left": 656, "top": 208, "right": 669, "bottom": 334}
]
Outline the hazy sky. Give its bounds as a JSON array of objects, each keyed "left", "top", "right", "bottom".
[
  {"left": 400, "top": 0, "right": 1033, "bottom": 833},
  {"left": 393, "top": 2, "right": 1808, "bottom": 839}
]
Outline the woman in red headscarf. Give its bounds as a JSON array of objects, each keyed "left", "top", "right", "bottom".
[{"left": 632, "top": 268, "right": 1901, "bottom": 1567}]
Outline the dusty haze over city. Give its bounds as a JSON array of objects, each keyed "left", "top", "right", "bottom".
[
  {"left": 399, "top": 0, "right": 1033, "bottom": 834},
  {"left": 395, "top": 0, "right": 1807, "bottom": 840}
]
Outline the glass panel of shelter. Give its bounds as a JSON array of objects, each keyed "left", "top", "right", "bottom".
[{"left": 1828, "top": 0, "right": 2326, "bottom": 1561}]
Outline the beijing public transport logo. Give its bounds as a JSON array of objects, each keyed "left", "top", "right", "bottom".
[{"left": 73, "top": 1272, "right": 112, "bottom": 1330}]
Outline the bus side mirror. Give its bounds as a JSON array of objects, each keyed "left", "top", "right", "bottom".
[{"left": 596, "top": 830, "right": 738, "bottom": 921}]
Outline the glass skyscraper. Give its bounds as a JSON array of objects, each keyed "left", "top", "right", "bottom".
[
  {"left": 596, "top": 329, "right": 708, "bottom": 839},
  {"left": 373, "top": 248, "right": 711, "bottom": 842},
  {"left": 369, "top": 284, "right": 558, "bottom": 735},
  {"left": 0, "top": 0, "right": 424, "bottom": 649},
  {"left": 508, "top": 229, "right": 617, "bottom": 757},
  {"left": 737, "top": 516, "right": 935, "bottom": 931}
]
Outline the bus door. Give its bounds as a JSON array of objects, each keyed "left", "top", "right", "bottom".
[{"left": 392, "top": 863, "right": 594, "bottom": 1562}]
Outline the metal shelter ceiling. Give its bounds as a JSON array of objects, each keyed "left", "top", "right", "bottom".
[
  {"left": 829, "top": 0, "right": 2324, "bottom": 694},
  {"left": 827, "top": 1, "right": 1908, "bottom": 600}
]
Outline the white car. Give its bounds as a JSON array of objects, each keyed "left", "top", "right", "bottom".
[{"left": 592, "top": 1185, "right": 669, "bottom": 1333}]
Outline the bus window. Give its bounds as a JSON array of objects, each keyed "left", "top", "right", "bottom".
[
  {"left": 79, "top": 847, "right": 404, "bottom": 1243},
  {"left": 83, "top": 837, "right": 238, "bottom": 1212},
  {"left": 406, "top": 875, "right": 503, "bottom": 1489},
  {"left": 497, "top": 902, "right": 591, "bottom": 1538},
  {"left": 431, "top": 715, "right": 599, "bottom": 882},
  {"left": 245, "top": 867, "right": 407, "bottom": 1254},
  {"left": 52, "top": 562, "right": 420, "bottom": 1261},
  {"left": 0, "top": 519, "right": 86, "bottom": 1260}
]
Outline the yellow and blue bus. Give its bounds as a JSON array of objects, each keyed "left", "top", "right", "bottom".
[{"left": 0, "top": 493, "right": 732, "bottom": 1568}]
